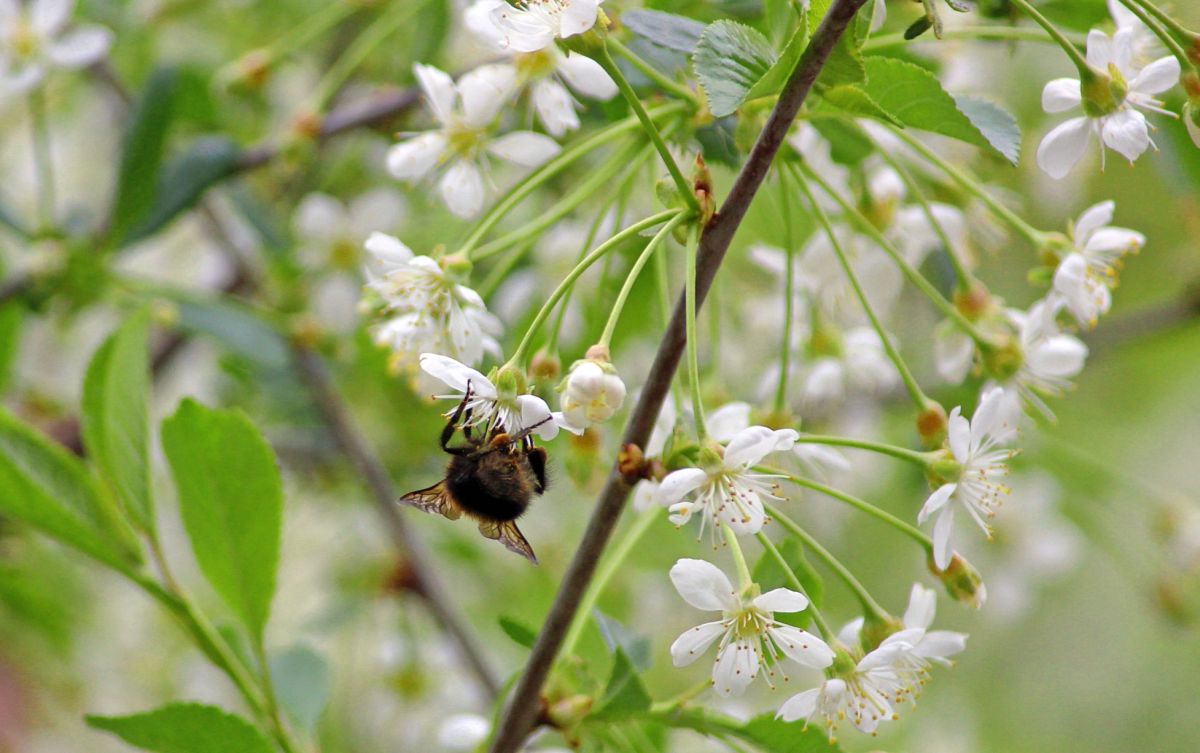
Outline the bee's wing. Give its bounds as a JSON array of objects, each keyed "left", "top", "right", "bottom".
[
  {"left": 398, "top": 480, "right": 462, "bottom": 520},
  {"left": 477, "top": 519, "right": 538, "bottom": 564}
]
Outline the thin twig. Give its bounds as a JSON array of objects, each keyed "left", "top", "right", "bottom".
[
  {"left": 289, "top": 344, "right": 501, "bottom": 699},
  {"left": 484, "top": 2, "right": 869, "bottom": 750}
]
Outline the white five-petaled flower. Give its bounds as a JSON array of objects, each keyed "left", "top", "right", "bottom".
[
  {"left": 556, "top": 348, "right": 626, "bottom": 433},
  {"left": 920, "top": 386, "right": 1018, "bottom": 570},
  {"left": 487, "top": 0, "right": 603, "bottom": 53},
  {"left": 465, "top": 0, "right": 616, "bottom": 137},
  {"left": 656, "top": 425, "right": 799, "bottom": 538},
  {"left": 387, "top": 63, "right": 560, "bottom": 218},
  {"left": 363, "top": 233, "right": 501, "bottom": 372},
  {"left": 706, "top": 401, "right": 850, "bottom": 481},
  {"left": 668, "top": 558, "right": 834, "bottom": 696},
  {"left": 0, "top": 0, "right": 112, "bottom": 93},
  {"left": 1051, "top": 200, "right": 1144, "bottom": 328},
  {"left": 1036, "top": 28, "right": 1180, "bottom": 179},
  {"left": 1001, "top": 300, "right": 1089, "bottom": 418},
  {"left": 419, "top": 353, "right": 559, "bottom": 440}
]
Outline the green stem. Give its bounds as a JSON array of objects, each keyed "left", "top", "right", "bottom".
[
  {"left": 599, "top": 212, "right": 688, "bottom": 347},
  {"left": 886, "top": 125, "right": 1045, "bottom": 247},
  {"left": 792, "top": 167, "right": 930, "bottom": 411},
  {"left": 1124, "top": 0, "right": 1198, "bottom": 44},
  {"left": 755, "top": 532, "right": 833, "bottom": 639},
  {"left": 1007, "top": 0, "right": 1093, "bottom": 75},
  {"left": 1117, "top": 0, "right": 1195, "bottom": 69},
  {"left": 795, "top": 161, "right": 993, "bottom": 348},
  {"left": 765, "top": 468, "right": 933, "bottom": 551},
  {"left": 653, "top": 234, "right": 686, "bottom": 417},
  {"left": 684, "top": 226, "right": 706, "bottom": 438},
  {"left": 560, "top": 506, "right": 660, "bottom": 658},
  {"left": 864, "top": 25, "right": 1088, "bottom": 50},
  {"left": 597, "top": 43, "right": 700, "bottom": 214},
  {"left": 764, "top": 502, "right": 890, "bottom": 621},
  {"left": 885, "top": 124, "right": 1046, "bottom": 246},
  {"left": 866, "top": 132, "right": 974, "bottom": 289},
  {"left": 307, "top": 1, "right": 422, "bottom": 113},
  {"left": 458, "top": 102, "right": 685, "bottom": 256},
  {"left": 793, "top": 434, "right": 934, "bottom": 465},
  {"left": 470, "top": 140, "right": 648, "bottom": 261},
  {"left": 28, "top": 89, "right": 55, "bottom": 232},
  {"left": 774, "top": 175, "right": 796, "bottom": 415},
  {"left": 252, "top": 637, "right": 299, "bottom": 753},
  {"left": 608, "top": 37, "right": 699, "bottom": 102},
  {"left": 723, "top": 524, "right": 753, "bottom": 590},
  {"left": 506, "top": 210, "right": 683, "bottom": 366}
]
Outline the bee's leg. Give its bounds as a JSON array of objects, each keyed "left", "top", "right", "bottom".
[
  {"left": 441, "top": 382, "right": 474, "bottom": 452},
  {"left": 502, "top": 414, "right": 555, "bottom": 447},
  {"left": 527, "top": 446, "right": 548, "bottom": 494}
]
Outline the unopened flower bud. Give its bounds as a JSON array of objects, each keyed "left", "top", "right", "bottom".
[
  {"left": 916, "top": 401, "right": 948, "bottom": 449},
  {"left": 952, "top": 282, "right": 995, "bottom": 321},
  {"left": 494, "top": 363, "right": 526, "bottom": 400},
  {"left": 440, "top": 252, "right": 473, "bottom": 280},
  {"left": 530, "top": 349, "right": 562, "bottom": 381},
  {"left": 930, "top": 552, "right": 987, "bottom": 608},
  {"left": 557, "top": 347, "right": 626, "bottom": 431},
  {"left": 546, "top": 693, "right": 594, "bottom": 730},
  {"left": 981, "top": 335, "right": 1023, "bottom": 383}
]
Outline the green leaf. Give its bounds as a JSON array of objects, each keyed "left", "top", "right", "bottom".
[
  {"left": 810, "top": 117, "right": 875, "bottom": 165},
  {"left": 746, "top": 22, "right": 808, "bottom": 102},
  {"left": 818, "top": 84, "right": 901, "bottom": 124},
  {"left": 815, "top": 32, "right": 865, "bottom": 88},
  {"left": 694, "top": 20, "right": 777, "bottom": 118},
  {"left": 953, "top": 94, "right": 1022, "bottom": 165},
  {"left": 123, "top": 137, "right": 244, "bottom": 246},
  {"left": 82, "top": 311, "right": 154, "bottom": 530},
  {"left": 621, "top": 9, "right": 706, "bottom": 54},
  {"left": 0, "top": 407, "right": 138, "bottom": 569},
  {"left": 594, "top": 610, "right": 652, "bottom": 671},
  {"left": 269, "top": 645, "right": 331, "bottom": 733},
  {"left": 861, "top": 57, "right": 1020, "bottom": 163},
  {"left": 171, "top": 296, "right": 291, "bottom": 372},
  {"left": 589, "top": 648, "right": 652, "bottom": 721},
  {"left": 161, "top": 399, "right": 283, "bottom": 640},
  {"left": 807, "top": 0, "right": 832, "bottom": 35},
  {"left": 0, "top": 302, "right": 23, "bottom": 392},
  {"left": 86, "top": 702, "right": 274, "bottom": 753},
  {"left": 499, "top": 615, "right": 537, "bottom": 648},
  {"left": 1036, "top": 0, "right": 1108, "bottom": 31},
  {"left": 111, "top": 67, "right": 181, "bottom": 244},
  {"left": 737, "top": 712, "right": 843, "bottom": 752}
]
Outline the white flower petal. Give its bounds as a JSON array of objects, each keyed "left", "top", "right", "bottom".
[
  {"left": 486, "top": 131, "right": 561, "bottom": 167},
  {"left": 386, "top": 133, "right": 447, "bottom": 181},
  {"left": 753, "top": 587, "right": 808, "bottom": 614},
  {"left": 1073, "top": 200, "right": 1115, "bottom": 245},
  {"left": 294, "top": 192, "right": 347, "bottom": 242},
  {"left": 916, "top": 630, "right": 968, "bottom": 662},
  {"left": 669, "top": 621, "right": 726, "bottom": 667},
  {"left": 706, "top": 402, "right": 751, "bottom": 442},
  {"left": 903, "top": 583, "right": 937, "bottom": 630},
  {"left": 1086, "top": 29, "right": 1114, "bottom": 71},
  {"left": 413, "top": 63, "right": 456, "bottom": 125},
  {"left": 1041, "top": 78, "right": 1082, "bottom": 113},
  {"left": 44, "top": 25, "right": 113, "bottom": 68},
  {"left": 1037, "top": 117, "right": 1092, "bottom": 179},
  {"left": 556, "top": 51, "right": 617, "bottom": 99},
  {"left": 31, "top": 0, "right": 71, "bottom": 35},
  {"left": 656, "top": 467, "right": 709, "bottom": 507},
  {"left": 712, "top": 639, "right": 759, "bottom": 696},
  {"left": 932, "top": 505, "right": 955, "bottom": 570},
  {"left": 724, "top": 425, "right": 796, "bottom": 468},
  {"left": 559, "top": 0, "right": 600, "bottom": 38},
  {"left": 947, "top": 406, "right": 969, "bottom": 461},
  {"left": 919, "top": 483, "right": 956, "bottom": 525},
  {"left": 531, "top": 78, "right": 578, "bottom": 137},
  {"left": 777, "top": 687, "right": 820, "bottom": 722},
  {"left": 439, "top": 161, "right": 486, "bottom": 218},
  {"left": 669, "top": 558, "right": 738, "bottom": 612},
  {"left": 459, "top": 63, "right": 517, "bottom": 128},
  {"left": 418, "top": 353, "right": 496, "bottom": 397},
  {"left": 770, "top": 625, "right": 834, "bottom": 669},
  {"left": 1100, "top": 108, "right": 1150, "bottom": 163},
  {"left": 517, "top": 394, "right": 558, "bottom": 439},
  {"left": 1130, "top": 55, "right": 1181, "bottom": 95}
]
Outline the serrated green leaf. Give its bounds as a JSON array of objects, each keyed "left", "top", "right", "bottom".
[
  {"left": 861, "top": 57, "right": 1020, "bottom": 163},
  {"left": 621, "top": 9, "right": 706, "bottom": 54},
  {"left": 810, "top": 117, "right": 875, "bottom": 165},
  {"left": 953, "top": 94, "right": 1022, "bottom": 165},
  {"left": 738, "top": 712, "right": 843, "bottom": 752},
  {"left": 694, "top": 20, "right": 777, "bottom": 118},
  {"left": 0, "top": 407, "right": 138, "bottom": 570},
  {"left": 818, "top": 84, "right": 901, "bottom": 125},
  {"left": 161, "top": 399, "right": 282, "bottom": 640},
  {"left": 746, "top": 22, "right": 808, "bottom": 102},
  {"left": 171, "top": 296, "right": 291, "bottom": 372},
  {"left": 269, "top": 644, "right": 331, "bottom": 733},
  {"left": 594, "top": 610, "right": 652, "bottom": 671},
  {"left": 590, "top": 648, "right": 652, "bottom": 720},
  {"left": 499, "top": 615, "right": 537, "bottom": 648},
  {"left": 112, "top": 67, "right": 180, "bottom": 244},
  {"left": 815, "top": 32, "right": 865, "bottom": 88},
  {"left": 807, "top": 0, "right": 832, "bottom": 35},
  {"left": 82, "top": 311, "right": 153, "bottom": 530},
  {"left": 123, "top": 136, "right": 244, "bottom": 246},
  {"left": 86, "top": 702, "right": 274, "bottom": 753}
]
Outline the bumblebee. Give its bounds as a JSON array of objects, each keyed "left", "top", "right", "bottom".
[{"left": 399, "top": 384, "right": 548, "bottom": 563}]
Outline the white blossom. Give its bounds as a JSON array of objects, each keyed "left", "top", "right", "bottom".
[
  {"left": 419, "top": 353, "right": 559, "bottom": 440},
  {"left": 0, "top": 0, "right": 113, "bottom": 93},
  {"left": 1051, "top": 200, "right": 1144, "bottom": 327},
  {"left": 1002, "top": 300, "right": 1089, "bottom": 416},
  {"left": 1036, "top": 29, "right": 1180, "bottom": 179},
  {"left": 656, "top": 425, "right": 798, "bottom": 537},
  {"left": 364, "top": 233, "right": 500, "bottom": 371},
  {"left": 556, "top": 349, "right": 626, "bottom": 433},
  {"left": 487, "top": 0, "right": 604, "bottom": 53},
  {"left": 387, "top": 63, "right": 560, "bottom": 218},
  {"left": 919, "top": 386, "right": 1018, "bottom": 570},
  {"left": 669, "top": 558, "right": 833, "bottom": 696}
]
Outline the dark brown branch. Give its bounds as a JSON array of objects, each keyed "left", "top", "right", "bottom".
[
  {"left": 289, "top": 345, "right": 501, "bottom": 699},
  {"left": 485, "top": 2, "right": 870, "bottom": 751}
]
